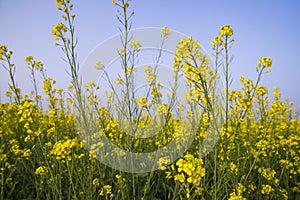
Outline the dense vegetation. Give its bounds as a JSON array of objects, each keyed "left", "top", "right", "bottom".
[{"left": 0, "top": 0, "right": 299, "bottom": 199}]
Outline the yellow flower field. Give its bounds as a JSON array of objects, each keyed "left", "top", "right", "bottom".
[{"left": 0, "top": 0, "right": 299, "bottom": 199}]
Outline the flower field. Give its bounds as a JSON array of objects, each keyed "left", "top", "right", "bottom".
[{"left": 1, "top": 0, "right": 300, "bottom": 199}]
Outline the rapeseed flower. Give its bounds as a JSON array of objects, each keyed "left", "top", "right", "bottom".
[
  {"left": 52, "top": 22, "right": 67, "bottom": 37},
  {"left": 219, "top": 24, "right": 234, "bottom": 38},
  {"left": 130, "top": 40, "right": 141, "bottom": 52},
  {"left": 261, "top": 184, "right": 274, "bottom": 195},
  {"left": 161, "top": 26, "right": 170, "bottom": 38},
  {"left": 35, "top": 166, "right": 47, "bottom": 176}
]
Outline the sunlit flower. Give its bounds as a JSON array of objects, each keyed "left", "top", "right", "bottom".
[
  {"left": 35, "top": 166, "right": 47, "bottom": 176},
  {"left": 219, "top": 24, "right": 234, "bottom": 38},
  {"left": 261, "top": 184, "right": 274, "bottom": 195},
  {"left": 130, "top": 40, "right": 141, "bottom": 52},
  {"left": 52, "top": 22, "right": 67, "bottom": 37},
  {"left": 161, "top": 26, "right": 170, "bottom": 38}
]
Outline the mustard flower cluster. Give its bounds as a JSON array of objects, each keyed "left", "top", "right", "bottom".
[
  {"left": 160, "top": 153, "right": 206, "bottom": 198},
  {"left": 256, "top": 57, "right": 272, "bottom": 73},
  {"left": 228, "top": 183, "right": 247, "bottom": 200},
  {"left": 130, "top": 40, "right": 141, "bottom": 52},
  {"left": 212, "top": 24, "right": 234, "bottom": 51},
  {"left": 0, "top": 45, "right": 11, "bottom": 60},
  {"left": 161, "top": 26, "right": 170, "bottom": 38},
  {"left": 219, "top": 24, "right": 234, "bottom": 38},
  {"left": 174, "top": 154, "right": 206, "bottom": 186},
  {"left": 50, "top": 138, "right": 85, "bottom": 161},
  {"left": 52, "top": 22, "right": 68, "bottom": 38}
]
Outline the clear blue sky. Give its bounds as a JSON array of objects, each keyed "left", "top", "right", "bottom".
[{"left": 1, "top": 0, "right": 300, "bottom": 106}]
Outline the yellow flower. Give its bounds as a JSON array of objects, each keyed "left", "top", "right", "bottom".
[
  {"left": 115, "top": 174, "right": 121, "bottom": 179},
  {"left": 130, "top": 40, "right": 141, "bottom": 52},
  {"left": 22, "top": 149, "right": 32, "bottom": 158},
  {"left": 195, "top": 187, "right": 203, "bottom": 195},
  {"left": 258, "top": 167, "right": 276, "bottom": 181},
  {"left": 137, "top": 97, "right": 147, "bottom": 108},
  {"left": 144, "top": 65, "right": 153, "bottom": 74},
  {"left": 122, "top": 3, "right": 130, "bottom": 8},
  {"left": 228, "top": 183, "right": 246, "bottom": 200},
  {"left": 25, "top": 56, "right": 33, "bottom": 64},
  {"left": 95, "top": 61, "right": 104, "bottom": 70},
  {"left": 273, "top": 86, "right": 281, "bottom": 99},
  {"left": 197, "top": 166, "right": 206, "bottom": 177},
  {"left": 261, "top": 184, "right": 274, "bottom": 195},
  {"left": 0, "top": 45, "right": 8, "bottom": 60},
  {"left": 236, "top": 183, "right": 246, "bottom": 195},
  {"left": 258, "top": 57, "right": 272, "bottom": 68},
  {"left": 166, "top": 171, "right": 172, "bottom": 179},
  {"left": 118, "top": 49, "right": 125, "bottom": 56},
  {"left": 174, "top": 173, "right": 185, "bottom": 183},
  {"left": 146, "top": 73, "right": 157, "bottom": 84},
  {"left": 279, "top": 189, "right": 288, "bottom": 200},
  {"left": 248, "top": 184, "right": 256, "bottom": 192},
  {"left": 114, "top": 77, "right": 124, "bottom": 85},
  {"left": 182, "top": 163, "right": 194, "bottom": 176},
  {"left": 55, "top": 0, "right": 64, "bottom": 6},
  {"left": 103, "top": 185, "right": 112, "bottom": 194},
  {"left": 50, "top": 138, "right": 84, "bottom": 161},
  {"left": 244, "top": 79, "right": 253, "bottom": 88},
  {"left": 161, "top": 26, "right": 170, "bottom": 38},
  {"left": 93, "top": 178, "right": 100, "bottom": 187},
  {"left": 99, "top": 185, "right": 112, "bottom": 196},
  {"left": 219, "top": 24, "right": 234, "bottom": 38},
  {"left": 52, "top": 22, "right": 67, "bottom": 37},
  {"left": 229, "top": 162, "right": 238, "bottom": 174},
  {"left": 156, "top": 103, "right": 169, "bottom": 115},
  {"left": 186, "top": 187, "right": 191, "bottom": 199},
  {"left": 35, "top": 166, "right": 46, "bottom": 176},
  {"left": 112, "top": 0, "right": 117, "bottom": 5},
  {"left": 211, "top": 36, "right": 223, "bottom": 50},
  {"left": 228, "top": 192, "right": 246, "bottom": 200}
]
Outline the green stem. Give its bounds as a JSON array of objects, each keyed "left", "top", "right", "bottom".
[{"left": 225, "top": 36, "right": 229, "bottom": 134}]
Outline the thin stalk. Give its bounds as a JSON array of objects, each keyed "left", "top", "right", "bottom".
[
  {"left": 3, "top": 57, "right": 21, "bottom": 104},
  {"left": 225, "top": 36, "right": 229, "bottom": 134}
]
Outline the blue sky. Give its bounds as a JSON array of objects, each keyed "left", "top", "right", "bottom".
[{"left": 1, "top": 0, "right": 300, "bottom": 106}]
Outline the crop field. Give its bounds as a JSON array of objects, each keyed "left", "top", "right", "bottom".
[{"left": 0, "top": 0, "right": 299, "bottom": 199}]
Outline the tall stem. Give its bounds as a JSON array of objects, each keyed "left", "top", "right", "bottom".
[{"left": 225, "top": 36, "right": 229, "bottom": 134}]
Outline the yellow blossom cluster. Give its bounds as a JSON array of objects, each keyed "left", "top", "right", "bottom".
[
  {"left": 161, "top": 26, "right": 170, "bottom": 38},
  {"left": 228, "top": 183, "right": 247, "bottom": 200},
  {"left": 258, "top": 167, "right": 276, "bottom": 181},
  {"left": 130, "top": 40, "right": 141, "bottom": 52},
  {"left": 0, "top": 45, "right": 10, "bottom": 60},
  {"left": 162, "top": 153, "right": 206, "bottom": 197},
  {"left": 52, "top": 22, "right": 67, "bottom": 38},
  {"left": 25, "top": 56, "right": 44, "bottom": 71},
  {"left": 174, "top": 154, "right": 206, "bottom": 186},
  {"left": 35, "top": 166, "right": 47, "bottom": 176},
  {"left": 212, "top": 24, "right": 234, "bottom": 51},
  {"left": 219, "top": 24, "right": 234, "bottom": 37},
  {"left": 261, "top": 184, "right": 275, "bottom": 195},
  {"left": 50, "top": 138, "right": 84, "bottom": 161},
  {"left": 256, "top": 57, "right": 272, "bottom": 72}
]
